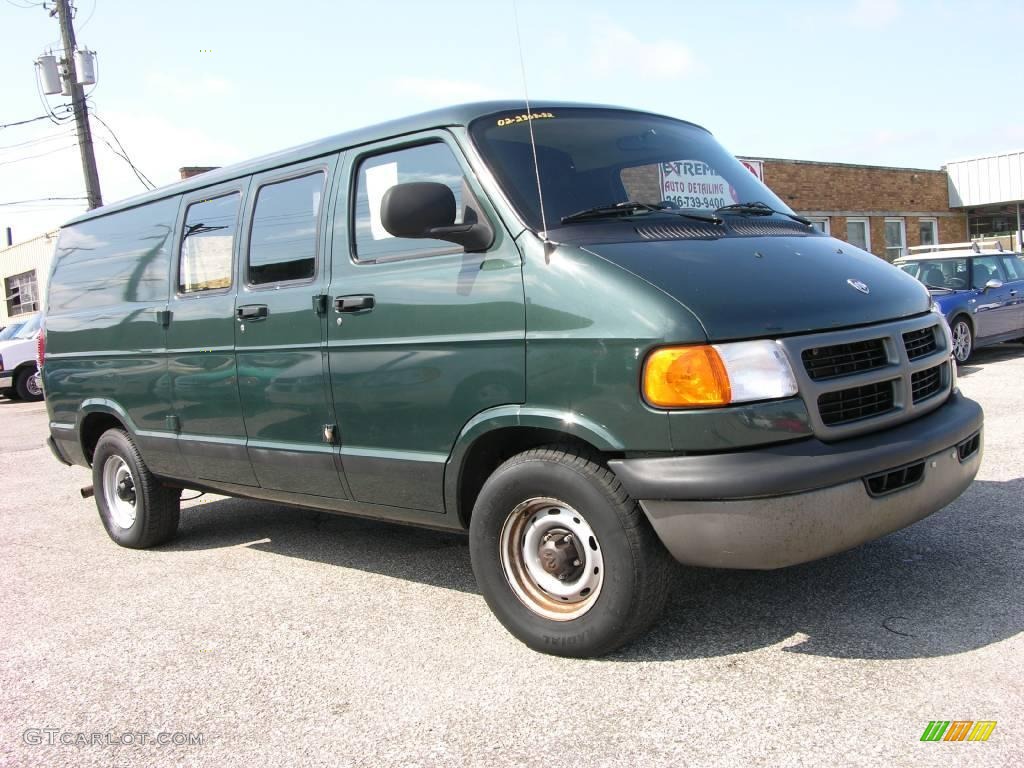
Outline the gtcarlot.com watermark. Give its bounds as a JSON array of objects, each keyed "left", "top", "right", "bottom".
[{"left": 23, "top": 728, "right": 203, "bottom": 747}]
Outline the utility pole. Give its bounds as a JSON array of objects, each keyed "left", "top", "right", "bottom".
[{"left": 52, "top": 0, "right": 102, "bottom": 209}]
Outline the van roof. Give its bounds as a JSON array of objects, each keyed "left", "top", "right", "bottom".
[{"left": 64, "top": 100, "right": 703, "bottom": 227}]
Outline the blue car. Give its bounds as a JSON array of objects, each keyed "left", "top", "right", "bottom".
[{"left": 895, "top": 243, "right": 1024, "bottom": 363}]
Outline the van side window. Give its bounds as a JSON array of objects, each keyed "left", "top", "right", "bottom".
[
  {"left": 353, "top": 142, "right": 469, "bottom": 261},
  {"left": 248, "top": 172, "right": 325, "bottom": 285},
  {"left": 179, "top": 192, "right": 240, "bottom": 294}
]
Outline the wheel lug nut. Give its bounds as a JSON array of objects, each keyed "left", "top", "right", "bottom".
[{"left": 573, "top": 559, "right": 581, "bottom": 567}]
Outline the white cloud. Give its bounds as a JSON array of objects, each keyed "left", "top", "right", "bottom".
[
  {"left": 146, "top": 70, "right": 234, "bottom": 100},
  {"left": 589, "top": 20, "right": 697, "bottom": 80},
  {"left": 392, "top": 77, "right": 499, "bottom": 106},
  {"left": 846, "top": 0, "right": 902, "bottom": 27}
]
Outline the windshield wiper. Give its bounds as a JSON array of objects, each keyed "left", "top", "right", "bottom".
[
  {"left": 715, "top": 201, "right": 813, "bottom": 227},
  {"left": 561, "top": 201, "right": 722, "bottom": 226}
]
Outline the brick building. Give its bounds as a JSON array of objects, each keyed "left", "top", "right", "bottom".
[{"left": 740, "top": 158, "right": 967, "bottom": 261}]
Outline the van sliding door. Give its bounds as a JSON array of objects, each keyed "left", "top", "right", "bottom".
[{"left": 233, "top": 154, "right": 350, "bottom": 498}]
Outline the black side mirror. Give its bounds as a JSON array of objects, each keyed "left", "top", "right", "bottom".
[{"left": 380, "top": 181, "right": 493, "bottom": 252}]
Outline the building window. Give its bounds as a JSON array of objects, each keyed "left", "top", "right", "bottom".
[
  {"left": 884, "top": 218, "right": 906, "bottom": 260},
  {"left": 808, "top": 217, "right": 830, "bottom": 234},
  {"left": 179, "top": 193, "right": 240, "bottom": 294},
  {"left": 846, "top": 218, "right": 870, "bottom": 252},
  {"left": 4, "top": 270, "right": 38, "bottom": 315},
  {"left": 919, "top": 218, "right": 938, "bottom": 247},
  {"left": 248, "top": 172, "right": 325, "bottom": 285}
]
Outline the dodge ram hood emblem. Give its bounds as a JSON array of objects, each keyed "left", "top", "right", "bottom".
[{"left": 847, "top": 278, "right": 870, "bottom": 295}]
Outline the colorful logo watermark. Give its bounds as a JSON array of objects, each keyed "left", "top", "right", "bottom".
[{"left": 920, "top": 721, "right": 996, "bottom": 742}]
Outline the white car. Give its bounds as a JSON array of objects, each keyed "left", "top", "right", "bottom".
[{"left": 0, "top": 314, "right": 44, "bottom": 401}]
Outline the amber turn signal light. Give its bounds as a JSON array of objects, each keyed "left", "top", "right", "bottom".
[{"left": 643, "top": 346, "right": 732, "bottom": 407}]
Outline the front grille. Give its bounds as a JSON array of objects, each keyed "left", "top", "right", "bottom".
[
  {"left": 911, "top": 363, "right": 945, "bottom": 403},
  {"left": 782, "top": 318, "right": 949, "bottom": 440},
  {"left": 818, "top": 380, "right": 896, "bottom": 426},
  {"left": 634, "top": 224, "right": 720, "bottom": 240},
  {"left": 957, "top": 432, "right": 980, "bottom": 462},
  {"left": 802, "top": 338, "right": 888, "bottom": 381},
  {"left": 865, "top": 461, "right": 925, "bottom": 497},
  {"left": 903, "top": 327, "right": 937, "bottom": 360}
]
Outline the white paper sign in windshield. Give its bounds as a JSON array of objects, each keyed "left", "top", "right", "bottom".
[{"left": 658, "top": 161, "right": 739, "bottom": 210}]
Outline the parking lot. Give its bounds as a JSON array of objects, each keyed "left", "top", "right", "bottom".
[{"left": 0, "top": 344, "right": 1020, "bottom": 768}]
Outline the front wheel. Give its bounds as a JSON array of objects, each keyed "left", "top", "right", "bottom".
[
  {"left": 951, "top": 317, "right": 973, "bottom": 363},
  {"left": 469, "top": 447, "right": 673, "bottom": 658},
  {"left": 92, "top": 429, "right": 181, "bottom": 548}
]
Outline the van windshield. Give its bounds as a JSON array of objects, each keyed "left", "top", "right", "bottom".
[{"left": 469, "top": 107, "right": 791, "bottom": 233}]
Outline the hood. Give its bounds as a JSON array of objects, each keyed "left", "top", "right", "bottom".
[{"left": 583, "top": 235, "right": 931, "bottom": 340}]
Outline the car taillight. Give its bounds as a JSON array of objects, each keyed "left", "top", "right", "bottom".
[{"left": 36, "top": 324, "right": 46, "bottom": 369}]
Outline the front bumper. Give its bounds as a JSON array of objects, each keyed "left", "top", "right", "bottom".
[
  {"left": 0, "top": 373, "right": 12, "bottom": 389},
  {"left": 608, "top": 392, "right": 983, "bottom": 569}
]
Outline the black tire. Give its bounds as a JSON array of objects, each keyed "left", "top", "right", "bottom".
[
  {"left": 92, "top": 429, "right": 180, "bottom": 548},
  {"left": 469, "top": 446, "right": 673, "bottom": 658},
  {"left": 950, "top": 316, "right": 973, "bottom": 364},
  {"left": 15, "top": 366, "right": 43, "bottom": 402}
]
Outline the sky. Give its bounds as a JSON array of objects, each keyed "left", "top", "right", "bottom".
[{"left": 0, "top": 0, "right": 1020, "bottom": 244}]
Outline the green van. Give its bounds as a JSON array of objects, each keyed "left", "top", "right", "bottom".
[{"left": 42, "top": 102, "right": 983, "bottom": 657}]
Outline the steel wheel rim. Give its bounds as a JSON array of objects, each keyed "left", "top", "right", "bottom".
[
  {"left": 102, "top": 455, "right": 137, "bottom": 529},
  {"left": 26, "top": 373, "right": 42, "bottom": 397},
  {"left": 499, "top": 497, "right": 604, "bottom": 621},
  {"left": 952, "top": 321, "right": 971, "bottom": 362}
]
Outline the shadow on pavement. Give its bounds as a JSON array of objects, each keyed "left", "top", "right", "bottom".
[
  {"left": 956, "top": 341, "right": 1023, "bottom": 377},
  {"left": 162, "top": 476, "right": 1023, "bottom": 662}
]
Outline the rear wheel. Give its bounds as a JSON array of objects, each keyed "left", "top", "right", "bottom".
[
  {"left": 951, "top": 317, "right": 973, "bottom": 363},
  {"left": 92, "top": 429, "right": 180, "bottom": 548},
  {"left": 15, "top": 367, "right": 43, "bottom": 401},
  {"left": 469, "top": 447, "right": 673, "bottom": 658}
]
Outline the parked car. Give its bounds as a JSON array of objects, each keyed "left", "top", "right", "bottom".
[
  {"left": 0, "top": 313, "right": 44, "bottom": 401},
  {"left": 0, "top": 320, "right": 27, "bottom": 341},
  {"left": 42, "top": 102, "right": 983, "bottom": 657},
  {"left": 895, "top": 242, "right": 1024, "bottom": 362}
]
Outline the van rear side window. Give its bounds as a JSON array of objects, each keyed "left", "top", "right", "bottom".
[
  {"left": 248, "top": 172, "right": 324, "bottom": 285},
  {"left": 179, "top": 193, "right": 240, "bottom": 293}
]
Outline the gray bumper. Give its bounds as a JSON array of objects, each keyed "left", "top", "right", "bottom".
[{"left": 610, "top": 392, "right": 983, "bottom": 569}]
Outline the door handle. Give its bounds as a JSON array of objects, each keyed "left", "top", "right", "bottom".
[
  {"left": 334, "top": 294, "right": 375, "bottom": 313},
  {"left": 236, "top": 304, "right": 269, "bottom": 321}
]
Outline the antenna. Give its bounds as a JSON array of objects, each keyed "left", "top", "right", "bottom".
[{"left": 511, "top": 0, "right": 549, "bottom": 241}]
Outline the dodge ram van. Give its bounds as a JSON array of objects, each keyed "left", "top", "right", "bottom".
[{"left": 43, "top": 102, "right": 983, "bottom": 657}]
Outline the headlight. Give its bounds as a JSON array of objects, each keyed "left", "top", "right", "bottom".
[{"left": 643, "top": 340, "right": 798, "bottom": 408}]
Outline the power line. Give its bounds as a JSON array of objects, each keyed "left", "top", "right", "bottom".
[
  {"left": 0, "top": 128, "right": 76, "bottom": 152},
  {"left": 90, "top": 110, "right": 155, "bottom": 190},
  {"left": 0, "top": 114, "right": 58, "bottom": 130},
  {"left": 0, "top": 143, "right": 77, "bottom": 167},
  {"left": 0, "top": 196, "right": 88, "bottom": 206}
]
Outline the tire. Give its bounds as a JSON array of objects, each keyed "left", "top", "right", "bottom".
[
  {"left": 469, "top": 446, "right": 673, "bottom": 658},
  {"left": 15, "top": 367, "right": 43, "bottom": 402},
  {"left": 92, "top": 429, "right": 180, "bottom": 548},
  {"left": 950, "top": 317, "right": 973, "bottom": 364}
]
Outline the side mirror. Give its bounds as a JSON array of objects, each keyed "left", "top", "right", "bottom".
[
  {"left": 984, "top": 278, "right": 1003, "bottom": 291},
  {"left": 380, "top": 181, "right": 493, "bottom": 253}
]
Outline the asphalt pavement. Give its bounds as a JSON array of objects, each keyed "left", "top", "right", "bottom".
[{"left": 1, "top": 343, "right": 1021, "bottom": 767}]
